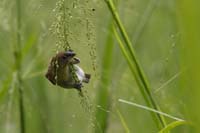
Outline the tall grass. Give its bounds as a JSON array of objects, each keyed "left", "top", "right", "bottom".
[
  {"left": 15, "top": 0, "right": 25, "bottom": 132},
  {"left": 0, "top": 0, "right": 197, "bottom": 132},
  {"left": 105, "top": 0, "right": 167, "bottom": 130},
  {"left": 177, "top": 0, "right": 200, "bottom": 132},
  {"left": 94, "top": 23, "right": 114, "bottom": 132}
]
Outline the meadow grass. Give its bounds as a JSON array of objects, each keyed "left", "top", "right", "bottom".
[
  {"left": 105, "top": 0, "right": 167, "bottom": 130},
  {"left": 0, "top": 0, "right": 198, "bottom": 133},
  {"left": 94, "top": 23, "right": 114, "bottom": 132},
  {"left": 15, "top": 0, "right": 25, "bottom": 132}
]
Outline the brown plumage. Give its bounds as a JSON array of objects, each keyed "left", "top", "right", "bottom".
[{"left": 45, "top": 50, "right": 91, "bottom": 90}]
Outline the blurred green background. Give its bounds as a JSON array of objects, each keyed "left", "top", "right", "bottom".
[{"left": 0, "top": 0, "right": 199, "bottom": 133}]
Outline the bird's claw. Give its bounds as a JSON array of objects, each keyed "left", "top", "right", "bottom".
[{"left": 74, "top": 82, "right": 83, "bottom": 90}]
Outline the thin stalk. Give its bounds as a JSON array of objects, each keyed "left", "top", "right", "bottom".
[
  {"left": 95, "top": 23, "right": 114, "bottom": 133},
  {"left": 118, "top": 99, "right": 184, "bottom": 121},
  {"left": 113, "top": 27, "right": 163, "bottom": 129},
  {"left": 116, "top": 110, "right": 130, "bottom": 133},
  {"left": 158, "top": 121, "right": 189, "bottom": 133},
  {"left": 105, "top": 0, "right": 167, "bottom": 130},
  {"left": 113, "top": 27, "right": 152, "bottom": 104},
  {"left": 63, "top": 0, "right": 70, "bottom": 50},
  {"left": 15, "top": 0, "right": 25, "bottom": 133}
]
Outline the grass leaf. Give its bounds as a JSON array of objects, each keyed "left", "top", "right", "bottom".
[
  {"left": 116, "top": 109, "right": 130, "bottom": 133},
  {"left": 105, "top": 0, "right": 167, "bottom": 129},
  {"left": 118, "top": 99, "right": 184, "bottom": 121},
  {"left": 158, "top": 121, "right": 189, "bottom": 133},
  {"left": 94, "top": 23, "right": 114, "bottom": 132}
]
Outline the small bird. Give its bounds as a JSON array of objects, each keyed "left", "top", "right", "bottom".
[{"left": 45, "top": 50, "right": 91, "bottom": 90}]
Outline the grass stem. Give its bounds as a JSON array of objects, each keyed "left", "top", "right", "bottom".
[
  {"left": 105, "top": 0, "right": 167, "bottom": 130},
  {"left": 95, "top": 23, "right": 114, "bottom": 133},
  {"left": 15, "top": 0, "right": 25, "bottom": 132}
]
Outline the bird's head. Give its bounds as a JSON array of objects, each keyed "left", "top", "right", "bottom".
[
  {"left": 45, "top": 50, "right": 80, "bottom": 85},
  {"left": 55, "top": 50, "right": 76, "bottom": 68}
]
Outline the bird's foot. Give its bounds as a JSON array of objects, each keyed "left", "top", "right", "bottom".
[{"left": 74, "top": 82, "right": 83, "bottom": 90}]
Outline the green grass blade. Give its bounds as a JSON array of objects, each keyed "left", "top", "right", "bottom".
[
  {"left": 158, "top": 121, "right": 189, "bottom": 133},
  {"left": 118, "top": 99, "right": 184, "bottom": 121},
  {"left": 0, "top": 74, "right": 13, "bottom": 101},
  {"left": 113, "top": 27, "right": 150, "bottom": 101},
  {"left": 132, "top": 0, "right": 159, "bottom": 43},
  {"left": 105, "top": 0, "right": 167, "bottom": 129},
  {"left": 113, "top": 26, "right": 166, "bottom": 129},
  {"left": 21, "top": 33, "right": 37, "bottom": 58},
  {"left": 177, "top": 0, "right": 200, "bottom": 131},
  {"left": 15, "top": 0, "right": 25, "bottom": 132},
  {"left": 95, "top": 23, "right": 114, "bottom": 133},
  {"left": 154, "top": 71, "right": 183, "bottom": 93},
  {"left": 116, "top": 110, "right": 130, "bottom": 133}
]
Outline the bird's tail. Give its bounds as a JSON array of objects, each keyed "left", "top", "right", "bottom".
[{"left": 83, "top": 73, "right": 91, "bottom": 83}]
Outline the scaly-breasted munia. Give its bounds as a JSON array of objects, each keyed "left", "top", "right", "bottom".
[{"left": 45, "top": 50, "right": 91, "bottom": 90}]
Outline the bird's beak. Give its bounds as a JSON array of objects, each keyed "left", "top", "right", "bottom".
[{"left": 72, "top": 57, "right": 80, "bottom": 64}]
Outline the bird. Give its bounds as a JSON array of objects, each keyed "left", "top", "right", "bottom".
[{"left": 45, "top": 50, "right": 91, "bottom": 90}]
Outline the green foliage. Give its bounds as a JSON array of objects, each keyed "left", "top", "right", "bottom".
[
  {"left": 158, "top": 121, "right": 189, "bottom": 133},
  {"left": 177, "top": 0, "right": 200, "bottom": 132},
  {"left": 0, "top": 0, "right": 199, "bottom": 132},
  {"left": 116, "top": 109, "right": 130, "bottom": 133},
  {"left": 94, "top": 23, "right": 114, "bottom": 132},
  {"left": 106, "top": 0, "right": 166, "bottom": 129}
]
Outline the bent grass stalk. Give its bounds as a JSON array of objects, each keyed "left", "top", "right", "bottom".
[
  {"left": 158, "top": 121, "right": 189, "bottom": 133},
  {"left": 118, "top": 99, "right": 189, "bottom": 133},
  {"left": 105, "top": 0, "right": 167, "bottom": 130}
]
